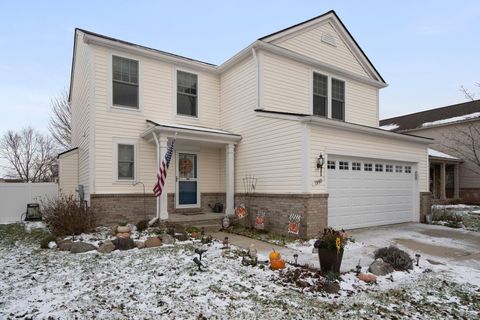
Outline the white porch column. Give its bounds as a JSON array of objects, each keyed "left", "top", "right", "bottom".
[
  {"left": 454, "top": 163, "right": 460, "bottom": 199},
  {"left": 440, "top": 162, "right": 447, "bottom": 200},
  {"left": 225, "top": 143, "right": 235, "bottom": 217},
  {"left": 158, "top": 135, "right": 169, "bottom": 220}
]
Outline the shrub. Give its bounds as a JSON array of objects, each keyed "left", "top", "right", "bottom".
[
  {"left": 136, "top": 219, "right": 149, "bottom": 233},
  {"left": 40, "top": 234, "right": 57, "bottom": 249},
  {"left": 41, "top": 194, "right": 96, "bottom": 237},
  {"left": 374, "top": 246, "right": 413, "bottom": 271},
  {"left": 185, "top": 226, "right": 200, "bottom": 234}
]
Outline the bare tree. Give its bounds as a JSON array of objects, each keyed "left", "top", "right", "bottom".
[
  {"left": 460, "top": 82, "right": 480, "bottom": 101},
  {"left": 0, "top": 127, "right": 58, "bottom": 182},
  {"left": 49, "top": 90, "right": 71, "bottom": 150},
  {"left": 441, "top": 123, "right": 480, "bottom": 176}
]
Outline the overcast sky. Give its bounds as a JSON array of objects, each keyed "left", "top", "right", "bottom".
[{"left": 0, "top": 0, "right": 479, "bottom": 137}]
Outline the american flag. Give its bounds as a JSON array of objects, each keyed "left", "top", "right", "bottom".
[{"left": 153, "top": 136, "right": 176, "bottom": 197}]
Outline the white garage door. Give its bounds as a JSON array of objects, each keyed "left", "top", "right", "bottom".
[{"left": 328, "top": 156, "right": 415, "bottom": 230}]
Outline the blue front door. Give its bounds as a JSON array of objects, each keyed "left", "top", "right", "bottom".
[{"left": 177, "top": 153, "right": 198, "bottom": 207}]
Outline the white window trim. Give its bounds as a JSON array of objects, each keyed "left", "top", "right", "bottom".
[
  {"left": 175, "top": 150, "right": 201, "bottom": 209},
  {"left": 173, "top": 67, "right": 200, "bottom": 120},
  {"left": 108, "top": 52, "right": 144, "bottom": 114},
  {"left": 112, "top": 138, "right": 138, "bottom": 183},
  {"left": 311, "top": 69, "right": 347, "bottom": 121}
]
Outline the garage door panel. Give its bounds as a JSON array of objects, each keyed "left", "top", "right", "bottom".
[{"left": 328, "top": 156, "right": 414, "bottom": 230}]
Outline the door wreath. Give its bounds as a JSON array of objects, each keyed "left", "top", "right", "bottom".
[{"left": 179, "top": 158, "right": 193, "bottom": 174}]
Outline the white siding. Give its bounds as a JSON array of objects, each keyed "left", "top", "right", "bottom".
[
  {"left": 58, "top": 150, "right": 79, "bottom": 195},
  {"left": 70, "top": 32, "right": 92, "bottom": 199},
  {"left": 273, "top": 21, "right": 369, "bottom": 78},
  {"left": 261, "top": 51, "right": 379, "bottom": 127},
  {"left": 221, "top": 57, "right": 304, "bottom": 193}
]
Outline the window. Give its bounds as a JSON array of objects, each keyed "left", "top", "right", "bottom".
[
  {"left": 375, "top": 164, "right": 383, "bottom": 172},
  {"left": 352, "top": 162, "right": 361, "bottom": 171},
  {"left": 177, "top": 71, "right": 198, "bottom": 117},
  {"left": 395, "top": 165, "right": 403, "bottom": 173},
  {"left": 332, "top": 78, "right": 345, "bottom": 120},
  {"left": 313, "top": 73, "right": 328, "bottom": 117},
  {"left": 386, "top": 164, "right": 393, "bottom": 172},
  {"left": 339, "top": 161, "right": 349, "bottom": 170},
  {"left": 364, "top": 163, "right": 373, "bottom": 171},
  {"left": 327, "top": 160, "right": 336, "bottom": 170},
  {"left": 118, "top": 144, "right": 135, "bottom": 180},
  {"left": 112, "top": 56, "right": 139, "bottom": 108},
  {"left": 405, "top": 166, "right": 412, "bottom": 173}
]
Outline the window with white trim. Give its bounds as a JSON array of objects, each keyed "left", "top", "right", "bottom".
[
  {"left": 332, "top": 78, "right": 345, "bottom": 120},
  {"left": 177, "top": 70, "right": 198, "bottom": 117},
  {"left": 313, "top": 73, "right": 328, "bottom": 117},
  {"left": 113, "top": 56, "right": 139, "bottom": 108},
  {"left": 386, "top": 164, "right": 393, "bottom": 172},
  {"left": 375, "top": 164, "right": 383, "bottom": 172},
  {"left": 339, "top": 161, "right": 349, "bottom": 170},
  {"left": 327, "top": 160, "right": 336, "bottom": 170},
  {"left": 117, "top": 144, "right": 135, "bottom": 180},
  {"left": 405, "top": 166, "right": 412, "bottom": 173},
  {"left": 364, "top": 163, "right": 373, "bottom": 171},
  {"left": 395, "top": 165, "right": 403, "bottom": 173},
  {"left": 352, "top": 162, "right": 361, "bottom": 171}
]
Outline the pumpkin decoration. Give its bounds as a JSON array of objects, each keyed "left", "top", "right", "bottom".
[
  {"left": 269, "top": 250, "right": 281, "bottom": 262},
  {"left": 235, "top": 204, "right": 248, "bottom": 219},
  {"left": 270, "top": 258, "right": 286, "bottom": 270}
]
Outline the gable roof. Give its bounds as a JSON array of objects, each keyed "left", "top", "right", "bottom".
[
  {"left": 380, "top": 100, "right": 480, "bottom": 132},
  {"left": 259, "top": 10, "right": 385, "bottom": 84}
]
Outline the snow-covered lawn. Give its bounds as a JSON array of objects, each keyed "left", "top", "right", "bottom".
[{"left": 0, "top": 223, "right": 479, "bottom": 319}]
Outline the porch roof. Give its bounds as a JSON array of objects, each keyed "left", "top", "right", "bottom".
[
  {"left": 428, "top": 148, "right": 462, "bottom": 162},
  {"left": 142, "top": 120, "right": 242, "bottom": 144}
]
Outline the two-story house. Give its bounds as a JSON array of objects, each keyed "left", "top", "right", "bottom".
[{"left": 59, "top": 10, "right": 432, "bottom": 236}]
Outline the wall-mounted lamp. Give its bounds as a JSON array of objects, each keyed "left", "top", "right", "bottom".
[
  {"left": 415, "top": 171, "right": 418, "bottom": 181},
  {"left": 317, "top": 154, "right": 325, "bottom": 176}
]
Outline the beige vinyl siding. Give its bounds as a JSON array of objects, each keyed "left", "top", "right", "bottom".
[
  {"left": 58, "top": 151, "right": 79, "bottom": 195},
  {"left": 70, "top": 32, "right": 92, "bottom": 199},
  {"left": 221, "top": 56, "right": 304, "bottom": 193},
  {"left": 413, "top": 123, "right": 480, "bottom": 189},
  {"left": 90, "top": 44, "right": 223, "bottom": 195},
  {"left": 261, "top": 51, "right": 379, "bottom": 127},
  {"left": 273, "top": 21, "right": 369, "bottom": 78},
  {"left": 309, "top": 125, "right": 429, "bottom": 193}
]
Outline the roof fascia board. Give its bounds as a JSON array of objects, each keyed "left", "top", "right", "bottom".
[{"left": 257, "top": 41, "right": 387, "bottom": 88}]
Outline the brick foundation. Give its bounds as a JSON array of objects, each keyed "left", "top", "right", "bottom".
[
  {"left": 234, "top": 193, "right": 328, "bottom": 239},
  {"left": 91, "top": 192, "right": 226, "bottom": 225},
  {"left": 419, "top": 192, "right": 432, "bottom": 223}
]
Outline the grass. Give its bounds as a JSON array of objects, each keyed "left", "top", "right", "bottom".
[{"left": 0, "top": 223, "right": 50, "bottom": 247}]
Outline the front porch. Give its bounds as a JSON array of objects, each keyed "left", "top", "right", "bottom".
[{"left": 429, "top": 148, "right": 463, "bottom": 204}]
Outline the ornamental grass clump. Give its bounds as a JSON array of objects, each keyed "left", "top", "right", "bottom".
[
  {"left": 314, "top": 227, "right": 349, "bottom": 251},
  {"left": 374, "top": 246, "right": 413, "bottom": 271}
]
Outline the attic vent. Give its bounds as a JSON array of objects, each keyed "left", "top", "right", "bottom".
[{"left": 321, "top": 32, "right": 336, "bottom": 47}]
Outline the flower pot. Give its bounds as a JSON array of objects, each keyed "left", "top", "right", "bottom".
[{"left": 318, "top": 248, "right": 343, "bottom": 273}]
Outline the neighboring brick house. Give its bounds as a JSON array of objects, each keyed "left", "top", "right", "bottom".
[
  {"left": 381, "top": 100, "right": 480, "bottom": 204},
  {"left": 60, "top": 10, "right": 432, "bottom": 236}
]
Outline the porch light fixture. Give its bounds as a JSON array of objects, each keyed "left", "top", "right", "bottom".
[{"left": 317, "top": 154, "right": 325, "bottom": 176}]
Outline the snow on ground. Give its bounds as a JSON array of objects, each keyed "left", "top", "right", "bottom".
[
  {"left": 421, "top": 112, "right": 480, "bottom": 128},
  {"left": 0, "top": 223, "right": 479, "bottom": 319}
]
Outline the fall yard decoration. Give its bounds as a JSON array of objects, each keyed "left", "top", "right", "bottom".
[
  {"left": 314, "top": 227, "right": 349, "bottom": 274},
  {"left": 269, "top": 249, "right": 286, "bottom": 270}
]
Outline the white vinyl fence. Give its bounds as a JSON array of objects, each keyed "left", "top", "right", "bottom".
[{"left": 0, "top": 183, "right": 58, "bottom": 224}]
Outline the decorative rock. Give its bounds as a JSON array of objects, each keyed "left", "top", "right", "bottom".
[
  {"left": 159, "top": 234, "right": 175, "bottom": 244},
  {"left": 357, "top": 272, "right": 377, "bottom": 283},
  {"left": 368, "top": 258, "right": 394, "bottom": 276},
  {"left": 70, "top": 242, "right": 97, "bottom": 254},
  {"left": 116, "top": 232, "right": 131, "bottom": 238},
  {"left": 57, "top": 240, "right": 73, "bottom": 251},
  {"left": 135, "top": 241, "right": 146, "bottom": 249},
  {"left": 117, "top": 226, "right": 131, "bottom": 233},
  {"left": 112, "top": 237, "right": 134, "bottom": 250},
  {"left": 144, "top": 237, "right": 162, "bottom": 248},
  {"left": 97, "top": 240, "right": 115, "bottom": 253}
]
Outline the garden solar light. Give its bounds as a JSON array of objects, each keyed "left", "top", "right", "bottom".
[
  {"left": 195, "top": 248, "right": 208, "bottom": 261},
  {"left": 222, "top": 237, "right": 229, "bottom": 249},
  {"left": 293, "top": 253, "right": 299, "bottom": 265},
  {"left": 415, "top": 254, "right": 421, "bottom": 266},
  {"left": 356, "top": 260, "right": 362, "bottom": 275},
  {"left": 193, "top": 257, "right": 206, "bottom": 271}
]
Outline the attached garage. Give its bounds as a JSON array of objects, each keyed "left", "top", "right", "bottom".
[{"left": 327, "top": 155, "right": 416, "bottom": 230}]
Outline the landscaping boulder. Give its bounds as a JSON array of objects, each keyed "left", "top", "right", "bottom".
[
  {"left": 159, "top": 234, "right": 175, "bottom": 244},
  {"left": 117, "top": 226, "right": 131, "bottom": 233},
  {"left": 112, "top": 237, "right": 134, "bottom": 250},
  {"left": 144, "top": 237, "right": 162, "bottom": 248},
  {"left": 70, "top": 242, "right": 97, "bottom": 254},
  {"left": 357, "top": 272, "right": 377, "bottom": 283},
  {"left": 135, "top": 241, "right": 146, "bottom": 249},
  {"left": 368, "top": 258, "right": 394, "bottom": 276},
  {"left": 58, "top": 240, "right": 73, "bottom": 251},
  {"left": 116, "top": 232, "right": 130, "bottom": 238},
  {"left": 97, "top": 240, "right": 115, "bottom": 254},
  {"left": 174, "top": 232, "right": 189, "bottom": 242}
]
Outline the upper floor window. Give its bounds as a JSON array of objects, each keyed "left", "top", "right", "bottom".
[
  {"left": 118, "top": 144, "right": 135, "bottom": 180},
  {"left": 177, "top": 70, "right": 198, "bottom": 117},
  {"left": 112, "top": 56, "right": 139, "bottom": 108},
  {"left": 313, "top": 73, "right": 328, "bottom": 117},
  {"left": 332, "top": 79, "right": 345, "bottom": 120}
]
